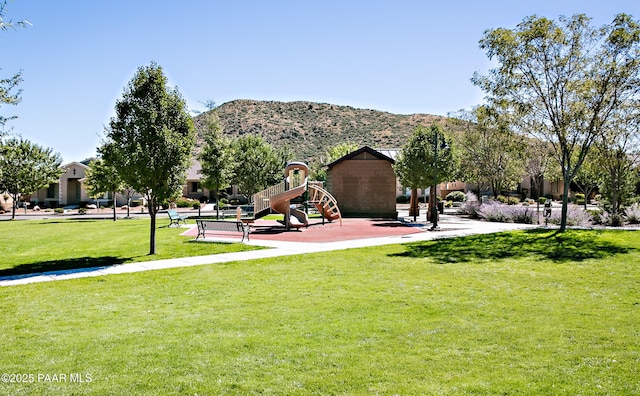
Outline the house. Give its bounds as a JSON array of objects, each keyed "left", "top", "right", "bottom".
[
  {"left": 30, "top": 160, "right": 140, "bottom": 208},
  {"left": 182, "top": 159, "right": 246, "bottom": 203},
  {"left": 30, "top": 160, "right": 94, "bottom": 207},
  {"left": 325, "top": 146, "right": 397, "bottom": 218}
]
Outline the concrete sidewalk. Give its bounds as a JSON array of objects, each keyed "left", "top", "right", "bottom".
[{"left": 1, "top": 214, "right": 538, "bottom": 287}]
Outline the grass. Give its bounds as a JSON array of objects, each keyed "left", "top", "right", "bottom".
[
  {"left": 0, "top": 218, "right": 263, "bottom": 276},
  {"left": 1, "top": 229, "right": 639, "bottom": 394}
]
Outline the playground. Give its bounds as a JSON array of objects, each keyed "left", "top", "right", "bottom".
[
  {"left": 182, "top": 217, "right": 424, "bottom": 243},
  {"left": 182, "top": 160, "right": 426, "bottom": 243}
]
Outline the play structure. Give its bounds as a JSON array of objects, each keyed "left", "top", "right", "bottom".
[{"left": 253, "top": 162, "right": 342, "bottom": 229}]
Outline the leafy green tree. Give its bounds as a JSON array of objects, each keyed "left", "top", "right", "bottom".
[
  {"left": 596, "top": 111, "right": 640, "bottom": 213},
  {"left": 197, "top": 109, "right": 234, "bottom": 219},
  {"left": 84, "top": 158, "right": 125, "bottom": 221},
  {"left": 394, "top": 124, "right": 455, "bottom": 221},
  {"left": 572, "top": 150, "right": 602, "bottom": 209},
  {"left": 474, "top": 13, "right": 640, "bottom": 231},
  {"left": 0, "top": 137, "right": 62, "bottom": 219},
  {"left": 0, "top": 0, "right": 30, "bottom": 131},
  {"left": 231, "top": 135, "right": 291, "bottom": 200},
  {"left": 598, "top": 146, "right": 637, "bottom": 214},
  {"left": 101, "top": 62, "right": 196, "bottom": 255},
  {"left": 450, "top": 106, "right": 526, "bottom": 198}
]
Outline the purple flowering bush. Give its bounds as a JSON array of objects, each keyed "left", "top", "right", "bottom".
[
  {"left": 458, "top": 192, "right": 481, "bottom": 218},
  {"left": 477, "top": 201, "right": 537, "bottom": 224},
  {"left": 545, "top": 204, "right": 592, "bottom": 227}
]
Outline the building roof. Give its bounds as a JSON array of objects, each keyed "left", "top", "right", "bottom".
[
  {"left": 186, "top": 159, "right": 202, "bottom": 180},
  {"left": 374, "top": 148, "right": 399, "bottom": 161},
  {"left": 326, "top": 146, "right": 395, "bottom": 169}
]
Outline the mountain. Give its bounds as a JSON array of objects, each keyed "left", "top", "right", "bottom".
[{"left": 194, "top": 99, "right": 449, "bottom": 162}]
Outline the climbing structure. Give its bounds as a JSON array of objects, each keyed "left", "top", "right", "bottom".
[
  {"left": 308, "top": 183, "right": 342, "bottom": 226},
  {"left": 252, "top": 161, "right": 342, "bottom": 229}
]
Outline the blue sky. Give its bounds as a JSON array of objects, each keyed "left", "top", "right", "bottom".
[{"left": 2, "top": 0, "right": 639, "bottom": 162}]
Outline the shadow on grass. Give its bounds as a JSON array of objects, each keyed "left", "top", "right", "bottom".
[
  {"left": 0, "top": 256, "right": 127, "bottom": 277},
  {"left": 390, "top": 229, "right": 634, "bottom": 264}
]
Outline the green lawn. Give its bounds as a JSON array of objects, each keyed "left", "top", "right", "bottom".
[
  {"left": 1, "top": 229, "right": 638, "bottom": 394},
  {"left": 0, "top": 218, "right": 262, "bottom": 276}
]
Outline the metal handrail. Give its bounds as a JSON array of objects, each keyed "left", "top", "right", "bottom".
[{"left": 253, "top": 181, "right": 285, "bottom": 214}]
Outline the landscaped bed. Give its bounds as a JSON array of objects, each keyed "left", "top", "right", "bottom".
[{"left": 1, "top": 229, "right": 638, "bottom": 394}]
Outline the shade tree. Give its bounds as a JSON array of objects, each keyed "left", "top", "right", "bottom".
[
  {"left": 473, "top": 13, "right": 640, "bottom": 231},
  {"left": 0, "top": 137, "right": 63, "bottom": 219},
  {"left": 101, "top": 62, "right": 196, "bottom": 255},
  {"left": 394, "top": 124, "right": 456, "bottom": 221}
]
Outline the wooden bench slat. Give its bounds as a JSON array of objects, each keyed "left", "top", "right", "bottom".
[{"left": 195, "top": 219, "right": 250, "bottom": 242}]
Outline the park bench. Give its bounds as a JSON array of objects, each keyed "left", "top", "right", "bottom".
[
  {"left": 167, "top": 209, "right": 188, "bottom": 227},
  {"left": 195, "top": 219, "right": 250, "bottom": 242}
]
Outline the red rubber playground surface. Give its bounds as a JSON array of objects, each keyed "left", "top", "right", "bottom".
[{"left": 183, "top": 218, "right": 424, "bottom": 243}]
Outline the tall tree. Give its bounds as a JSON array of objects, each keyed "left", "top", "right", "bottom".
[
  {"left": 0, "top": 0, "right": 30, "bottom": 131},
  {"left": 597, "top": 109, "right": 640, "bottom": 213},
  {"left": 231, "top": 135, "right": 291, "bottom": 200},
  {"left": 450, "top": 106, "right": 526, "bottom": 198},
  {"left": 394, "top": 124, "right": 455, "bottom": 221},
  {"left": 84, "top": 158, "right": 125, "bottom": 221},
  {"left": 197, "top": 109, "right": 234, "bottom": 219},
  {"left": 0, "top": 137, "right": 62, "bottom": 219},
  {"left": 101, "top": 62, "right": 196, "bottom": 255},
  {"left": 474, "top": 13, "right": 640, "bottom": 231}
]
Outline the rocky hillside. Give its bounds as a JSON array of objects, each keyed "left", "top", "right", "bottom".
[{"left": 194, "top": 99, "right": 449, "bottom": 161}]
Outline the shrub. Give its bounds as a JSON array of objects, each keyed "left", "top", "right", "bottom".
[
  {"left": 478, "top": 202, "right": 510, "bottom": 222},
  {"left": 507, "top": 196, "right": 520, "bottom": 205},
  {"left": 510, "top": 206, "right": 537, "bottom": 224},
  {"left": 574, "top": 193, "right": 585, "bottom": 205},
  {"left": 539, "top": 197, "right": 547, "bottom": 204},
  {"left": 54, "top": 208, "right": 64, "bottom": 214},
  {"left": 445, "top": 191, "right": 466, "bottom": 202},
  {"left": 478, "top": 202, "right": 537, "bottom": 224},
  {"left": 174, "top": 197, "right": 193, "bottom": 208},
  {"left": 78, "top": 208, "right": 87, "bottom": 215},
  {"left": 624, "top": 203, "right": 640, "bottom": 224},
  {"left": 458, "top": 193, "right": 480, "bottom": 218},
  {"left": 546, "top": 205, "right": 592, "bottom": 227},
  {"left": 588, "top": 209, "right": 602, "bottom": 224},
  {"left": 396, "top": 195, "right": 409, "bottom": 204},
  {"left": 496, "top": 195, "right": 508, "bottom": 204},
  {"left": 192, "top": 201, "right": 201, "bottom": 209},
  {"left": 599, "top": 211, "right": 624, "bottom": 227}
]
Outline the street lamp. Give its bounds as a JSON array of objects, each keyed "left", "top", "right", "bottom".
[{"left": 430, "top": 130, "right": 449, "bottom": 231}]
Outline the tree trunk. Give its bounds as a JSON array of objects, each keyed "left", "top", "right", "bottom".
[
  {"left": 559, "top": 178, "right": 571, "bottom": 232},
  {"left": 215, "top": 190, "right": 220, "bottom": 220},
  {"left": 112, "top": 191, "right": 117, "bottom": 221},
  {"left": 148, "top": 197, "right": 157, "bottom": 255},
  {"left": 10, "top": 193, "right": 17, "bottom": 220},
  {"left": 409, "top": 188, "right": 419, "bottom": 221}
]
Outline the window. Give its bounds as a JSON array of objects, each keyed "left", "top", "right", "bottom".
[
  {"left": 191, "top": 182, "right": 202, "bottom": 193},
  {"left": 47, "top": 183, "right": 58, "bottom": 199}
]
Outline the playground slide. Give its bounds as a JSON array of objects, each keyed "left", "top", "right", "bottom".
[{"left": 269, "top": 182, "right": 309, "bottom": 228}]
